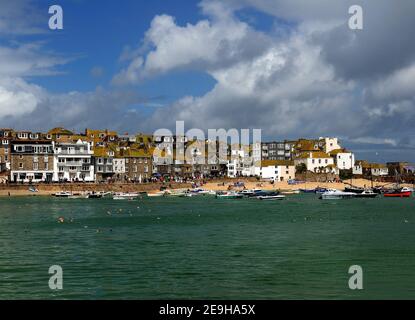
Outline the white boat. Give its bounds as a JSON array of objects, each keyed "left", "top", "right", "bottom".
[
  {"left": 112, "top": 192, "right": 140, "bottom": 200},
  {"left": 191, "top": 188, "right": 216, "bottom": 196},
  {"left": 319, "top": 189, "right": 356, "bottom": 200},
  {"left": 216, "top": 191, "right": 244, "bottom": 199},
  {"left": 257, "top": 194, "right": 286, "bottom": 201},
  {"left": 53, "top": 191, "right": 72, "bottom": 198}
]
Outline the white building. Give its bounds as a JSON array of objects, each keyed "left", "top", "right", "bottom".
[
  {"left": 113, "top": 158, "right": 126, "bottom": 175},
  {"left": 255, "top": 160, "right": 296, "bottom": 181},
  {"left": 227, "top": 148, "right": 252, "bottom": 178},
  {"left": 295, "top": 151, "right": 337, "bottom": 174},
  {"left": 320, "top": 137, "right": 341, "bottom": 154},
  {"left": 53, "top": 140, "right": 94, "bottom": 182},
  {"left": 329, "top": 149, "right": 355, "bottom": 170}
]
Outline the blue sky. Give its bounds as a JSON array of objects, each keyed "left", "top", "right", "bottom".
[{"left": 1, "top": 0, "right": 415, "bottom": 162}]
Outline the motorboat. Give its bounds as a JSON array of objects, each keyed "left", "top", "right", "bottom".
[
  {"left": 52, "top": 191, "right": 72, "bottom": 198},
  {"left": 256, "top": 192, "right": 286, "bottom": 201},
  {"left": 354, "top": 190, "right": 378, "bottom": 198},
  {"left": 216, "top": 191, "right": 244, "bottom": 199},
  {"left": 112, "top": 192, "right": 140, "bottom": 200},
  {"left": 319, "top": 189, "right": 356, "bottom": 200},
  {"left": 315, "top": 187, "right": 329, "bottom": 194}
]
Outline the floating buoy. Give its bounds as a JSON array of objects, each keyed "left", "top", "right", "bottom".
[{"left": 58, "top": 217, "right": 65, "bottom": 223}]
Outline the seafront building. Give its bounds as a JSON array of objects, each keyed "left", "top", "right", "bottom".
[
  {"left": 0, "top": 127, "right": 407, "bottom": 183},
  {"left": 53, "top": 140, "right": 95, "bottom": 182},
  {"left": 10, "top": 138, "right": 54, "bottom": 183}
]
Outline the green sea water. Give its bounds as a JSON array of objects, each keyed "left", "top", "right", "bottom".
[{"left": 0, "top": 194, "right": 414, "bottom": 299}]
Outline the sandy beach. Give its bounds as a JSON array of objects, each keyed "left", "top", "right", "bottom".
[{"left": 1, "top": 178, "right": 411, "bottom": 197}]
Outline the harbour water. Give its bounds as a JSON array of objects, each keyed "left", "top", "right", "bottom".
[{"left": 0, "top": 194, "right": 414, "bottom": 299}]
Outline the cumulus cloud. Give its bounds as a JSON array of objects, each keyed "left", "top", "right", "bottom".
[{"left": 113, "top": 8, "right": 271, "bottom": 84}]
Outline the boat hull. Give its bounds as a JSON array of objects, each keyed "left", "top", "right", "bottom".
[{"left": 384, "top": 192, "right": 412, "bottom": 198}]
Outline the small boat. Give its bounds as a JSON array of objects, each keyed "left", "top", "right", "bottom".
[
  {"left": 315, "top": 187, "right": 329, "bottom": 194},
  {"left": 190, "top": 188, "right": 216, "bottom": 196},
  {"left": 112, "top": 192, "right": 140, "bottom": 200},
  {"left": 257, "top": 192, "right": 286, "bottom": 201},
  {"left": 354, "top": 190, "right": 378, "bottom": 198},
  {"left": 52, "top": 191, "right": 72, "bottom": 198},
  {"left": 319, "top": 189, "right": 356, "bottom": 200},
  {"left": 87, "top": 192, "right": 103, "bottom": 199},
  {"left": 29, "top": 186, "right": 39, "bottom": 193},
  {"left": 384, "top": 187, "right": 412, "bottom": 198},
  {"left": 299, "top": 188, "right": 316, "bottom": 193},
  {"left": 216, "top": 191, "right": 244, "bottom": 199},
  {"left": 281, "top": 190, "right": 300, "bottom": 195}
]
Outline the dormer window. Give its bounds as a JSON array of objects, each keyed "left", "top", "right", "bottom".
[{"left": 47, "top": 134, "right": 52, "bottom": 139}]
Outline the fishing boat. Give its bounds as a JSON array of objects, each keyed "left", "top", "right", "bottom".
[
  {"left": 257, "top": 192, "right": 286, "bottom": 201},
  {"left": 216, "top": 191, "right": 244, "bottom": 199},
  {"left": 354, "top": 190, "right": 378, "bottom": 198},
  {"left": 384, "top": 187, "right": 412, "bottom": 198},
  {"left": 319, "top": 189, "right": 356, "bottom": 200}
]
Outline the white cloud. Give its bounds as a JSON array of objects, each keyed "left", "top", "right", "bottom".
[{"left": 0, "top": 77, "right": 42, "bottom": 118}]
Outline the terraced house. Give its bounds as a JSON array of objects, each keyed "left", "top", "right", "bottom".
[
  {"left": 0, "top": 128, "right": 12, "bottom": 172},
  {"left": 53, "top": 139, "right": 94, "bottom": 182},
  {"left": 123, "top": 148, "right": 152, "bottom": 182},
  {"left": 94, "top": 146, "right": 116, "bottom": 182},
  {"left": 10, "top": 137, "right": 54, "bottom": 183}
]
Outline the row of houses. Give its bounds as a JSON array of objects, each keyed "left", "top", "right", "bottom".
[
  {"left": 0, "top": 128, "right": 152, "bottom": 183},
  {"left": 1, "top": 128, "right": 413, "bottom": 183}
]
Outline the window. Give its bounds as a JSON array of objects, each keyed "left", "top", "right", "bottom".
[
  {"left": 33, "top": 162, "right": 38, "bottom": 170},
  {"left": 19, "top": 162, "right": 23, "bottom": 169},
  {"left": 45, "top": 163, "right": 48, "bottom": 170}
]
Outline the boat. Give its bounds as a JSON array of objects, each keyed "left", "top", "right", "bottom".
[
  {"left": 384, "top": 187, "right": 412, "bottom": 198},
  {"left": 281, "top": 190, "right": 300, "bottom": 195},
  {"left": 216, "top": 191, "right": 244, "bottom": 199},
  {"left": 299, "top": 188, "right": 316, "bottom": 193},
  {"left": 319, "top": 189, "right": 356, "bottom": 200},
  {"left": 344, "top": 186, "right": 365, "bottom": 194},
  {"left": 112, "top": 192, "right": 140, "bottom": 200},
  {"left": 52, "top": 191, "right": 72, "bottom": 198},
  {"left": 256, "top": 192, "right": 286, "bottom": 201},
  {"left": 354, "top": 190, "right": 378, "bottom": 198},
  {"left": 29, "top": 186, "right": 39, "bottom": 193},
  {"left": 315, "top": 187, "right": 329, "bottom": 194},
  {"left": 87, "top": 192, "right": 103, "bottom": 199},
  {"left": 190, "top": 188, "right": 216, "bottom": 196},
  {"left": 238, "top": 189, "right": 263, "bottom": 197}
]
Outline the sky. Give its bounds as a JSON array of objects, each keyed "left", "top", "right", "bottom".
[{"left": 0, "top": 0, "right": 414, "bottom": 163}]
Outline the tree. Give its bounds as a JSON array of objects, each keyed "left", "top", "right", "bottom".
[{"left": 296, "top": 163, "right": 307, "bottom": 174}]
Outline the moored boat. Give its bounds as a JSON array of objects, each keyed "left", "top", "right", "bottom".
[
  {"left": 257, "top": 192, "right": 286, "bottom": 201},
  {"left": 384, "top": 187, "right": 412, "bottom": 198},
  {"left": 354, "top": 190, "right": 378, "bottom": 198},
  {"left": 216, "top": 191, "right": 244, "bottom": 199},
  {"left": 112, "top": 192, "right": 140, "bottom": 200},
  {"left": 319, "top": 189, "right": 356, "bottom": 200}
]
